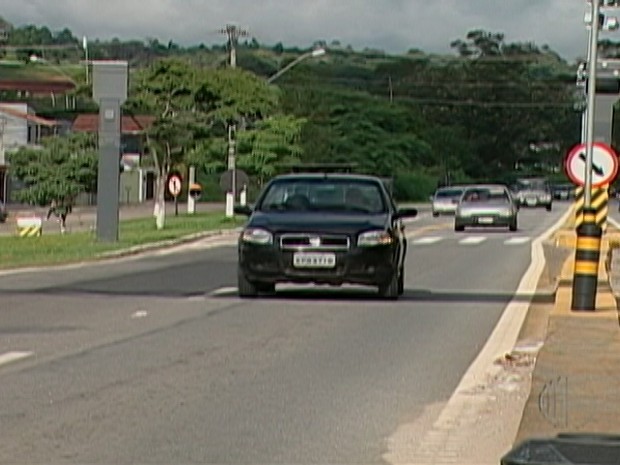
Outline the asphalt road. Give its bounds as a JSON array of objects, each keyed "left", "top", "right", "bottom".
[{"left": 0, "top": 204, "right": 569, "bottom": 464}]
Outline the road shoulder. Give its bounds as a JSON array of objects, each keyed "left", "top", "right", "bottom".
[{"left": 513, "top": 230, "right": 620, "bottom": 445}]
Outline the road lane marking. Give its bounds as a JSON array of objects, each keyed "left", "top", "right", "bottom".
[
  {"left": 209, "top": 286, "right": 238, "bottom": 297},
  {"left": 412, "top": 236, "right": 443, "bottom": 245},
  {"left": 384, "top": 205, "right": 574, "bottom": 464},
  {"left": 504, "top": 237, "right": 531, "bottom": 245},
  {"left": 458, "top": 236, "right": 486, "bottom": 245},
  {"left": 0, "top": 351, "right": 33, "bottom": 367}
]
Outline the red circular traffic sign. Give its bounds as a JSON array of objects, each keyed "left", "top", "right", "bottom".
[
  {"left": 168, "top": 174, "right": 182, "bottom": 197},
  {"left": 564, "top": 142, "right": 619, "bottom": 188}
]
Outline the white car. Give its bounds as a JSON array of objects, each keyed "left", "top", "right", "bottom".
[{"left": 431, "top": 187, "right": 464, "bottom": 217}]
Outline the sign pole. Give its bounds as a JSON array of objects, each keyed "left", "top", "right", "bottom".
[
  {"left": 572, "top": 1, "right": 603, "bottom": 312},
  {"left": 585, "top": 0, "right": 600, "bottom": 207}
]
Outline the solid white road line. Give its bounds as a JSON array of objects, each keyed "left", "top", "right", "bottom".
[
  {"left": 0, "top": 351, "right": 33, "bottom": 367},
  {"left": 458, "top": 236, "right": 486, "bottom": 245},
  {"left": 385, "top": 205, "right": 574, "bottom": 464},
  {"left": 504, "top": 237, "right": 531, "bottom": 245}
]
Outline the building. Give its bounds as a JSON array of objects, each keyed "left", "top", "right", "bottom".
[
  {"left": 0, "top": 17, "right": 12, "bottom": 43},
  {"left": 72, "top": 113, "right": 156, "bottom": 203},
  {"left": 0, "top": 103, "right": 60, "bottom": 203}
]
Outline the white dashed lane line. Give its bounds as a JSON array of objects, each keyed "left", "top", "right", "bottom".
[
  {"left": 504, "top": 237, "right": 531, "bottom": 245},
  {"left": 411, "top": 236, "right": 444, "bottom": 245},
  {"left": 458, "top": 236, "right": 487, "bottom": 245}
]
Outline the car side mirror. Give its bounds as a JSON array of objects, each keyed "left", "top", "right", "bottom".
[
  {"left": 395, "top": 208, "right": 418, "bottom": 219},
  {"left": 234, "top": 205, "right": 253, "bottom": 216}
]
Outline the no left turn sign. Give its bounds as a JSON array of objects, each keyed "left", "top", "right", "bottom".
[{"left": 564, "top": 142, "right": 619, "bottom": 188}]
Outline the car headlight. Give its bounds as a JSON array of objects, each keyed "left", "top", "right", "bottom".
[
  {"left": 241, "top": 228, "right": 273, "bottom": 245},
  {"left": 358, "top": 230, "right": 393, "bottom": 246},
  {"left": 499, "top": 209, "right": 513, "bottom": 217}
]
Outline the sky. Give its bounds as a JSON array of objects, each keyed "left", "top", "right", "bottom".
[{"left": 0, "top": 0, "right": 603, "bottom": 61}]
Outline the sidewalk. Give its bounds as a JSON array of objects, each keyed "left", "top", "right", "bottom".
[
  {"left": 514, "top": 229, "right": 620, "bottom": 444},
  {"left": 0, "top": 202, "right": 226, "bottom": 235}
]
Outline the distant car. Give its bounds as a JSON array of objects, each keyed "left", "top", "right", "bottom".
[
  {"left": 552, "top": 183, "right": 574, "bottom": 201},
  {"left": 513, "top": 178, "right": 553, "bottom": 210},
  {"left": 455, "top": 184, "right": 518, "bottom": 232},
  {"left": 234, "top": 173, "right": 418, "bottom": 299},
  {"left": 431, "top": 186, "right": 464, "bottom": 217}
]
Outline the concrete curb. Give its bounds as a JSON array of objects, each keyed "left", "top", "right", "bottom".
[{"left": 95, "top": 227, "right": 242, "bottom": 259}]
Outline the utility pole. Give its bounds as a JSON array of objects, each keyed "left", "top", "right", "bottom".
[{"left": 219, "top": 24, "right": 248, "bottom": 218}]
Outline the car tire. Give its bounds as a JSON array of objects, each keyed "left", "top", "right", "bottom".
[
  {"left": 546, "top": 204, "right": 552, "bottom": 212},
  {"left": 455, "top": 224, "right": 465, "bottom": 232},
  {"left": 432, "top": 212, "right": 439, "bottom": 218},
  {"left": 397, "top": 267, "right": 405, "bottom": 295},
  {"left": 378, "top": 272, "right": 399, "bottom": 300},
  {"left": 509, "top": 220, "right": 518, "bottom": 232},
  {"left": 238, "top": 268, "right": 259, "bottom": 298}
]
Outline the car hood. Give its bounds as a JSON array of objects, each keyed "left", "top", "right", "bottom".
[{"left": 247, "top": 211, "right": 390, "bottom": 235}]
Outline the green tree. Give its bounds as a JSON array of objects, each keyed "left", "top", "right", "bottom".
[
  {"left": 7, "top": 132, "right": 97, "bottom": 209},
  {"left": 128, "top": 58, "right": 199, "bottom": 229},
  {"left": 237, "top": 114, "right": 306, "bottom": 185}
]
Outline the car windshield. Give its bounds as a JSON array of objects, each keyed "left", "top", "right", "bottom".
[
  {"left": 515, "top": 179, "right": 549, "bottom": 191},
  {"left": 462, "top": 187, "right": 510, "bottom": 203},
  {"left": 257, "top": 178, "right": 387, "bottom": 214},
  {"left": 435, "top": 188, "right": 463, "bottom": 198}
]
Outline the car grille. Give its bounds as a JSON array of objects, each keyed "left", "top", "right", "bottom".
[{"left": 279, "top": 233, "right": 350, "bottom": 251}]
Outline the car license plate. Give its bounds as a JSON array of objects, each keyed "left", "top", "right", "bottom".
[
  {"left": 293, "top": 252, "right": 336, "bottom": 268},
  {"left": 478, "top": 217, "right": 494, "bottom": 224},
  {"left": 526, "top": 198, "right": 537, "bottom": 206}
]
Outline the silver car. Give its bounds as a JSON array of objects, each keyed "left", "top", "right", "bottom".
[
  {"left": 431, "top": 186, "right": 464, "bottom": 217},
  {"left": 454, "top": 184, "right": 518, "bottom": 232},
  {"left": 513, "top": 178, "right": 553, "bottom": 210}
]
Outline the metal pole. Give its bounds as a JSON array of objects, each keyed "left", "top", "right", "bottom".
[
  {"left": 582, "top": 26, "right": 592, "bottom": 144},
  {"left": 585, "top": 0, "right": 601, "bottom": 207}
]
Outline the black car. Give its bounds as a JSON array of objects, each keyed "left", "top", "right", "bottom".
[{"left": 234, "top": 173, "right": 418, "bottom": 299}]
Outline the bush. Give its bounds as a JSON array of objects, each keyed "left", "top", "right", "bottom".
[{"left": 393, "top": 172, "right": 438, "bottom": 201}]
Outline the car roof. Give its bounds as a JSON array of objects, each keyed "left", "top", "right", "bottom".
[
  {"left": 462, "top": 184, "right": 509, "bottom": 190},
  {"left": 271, "top": 173, "right": 384, "bottom": 183}
]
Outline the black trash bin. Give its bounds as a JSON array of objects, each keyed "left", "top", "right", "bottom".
[{"left": 501, "top": 434, "right": 620, "bottom": 464}]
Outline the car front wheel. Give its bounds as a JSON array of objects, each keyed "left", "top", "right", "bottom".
[
  {"left": 378, "top": 272, "right": 399, "bottom": 300},
  {"left": 509, "top": 219, "right": 518, "bottom": 232},
  {"left": 238, "top": 267, "right": 258, "bottom": 298}
]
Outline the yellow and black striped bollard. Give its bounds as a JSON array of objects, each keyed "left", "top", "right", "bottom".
[{"left": 571, "top": 207, "right": 602, "bottom": 311}]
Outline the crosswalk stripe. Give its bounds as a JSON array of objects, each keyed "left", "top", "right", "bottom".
[
  {"left": 412, "top": 236, "right": 443, "bottom": 245},
  {"left": 0, "top": 351, "right": 33, "bottom": 367},
  {"left": 504, "top": 237, "right": 531, "bottom": 245},
  {"left": 458, "top": 236, "right": 487, "bottom": 245}
]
